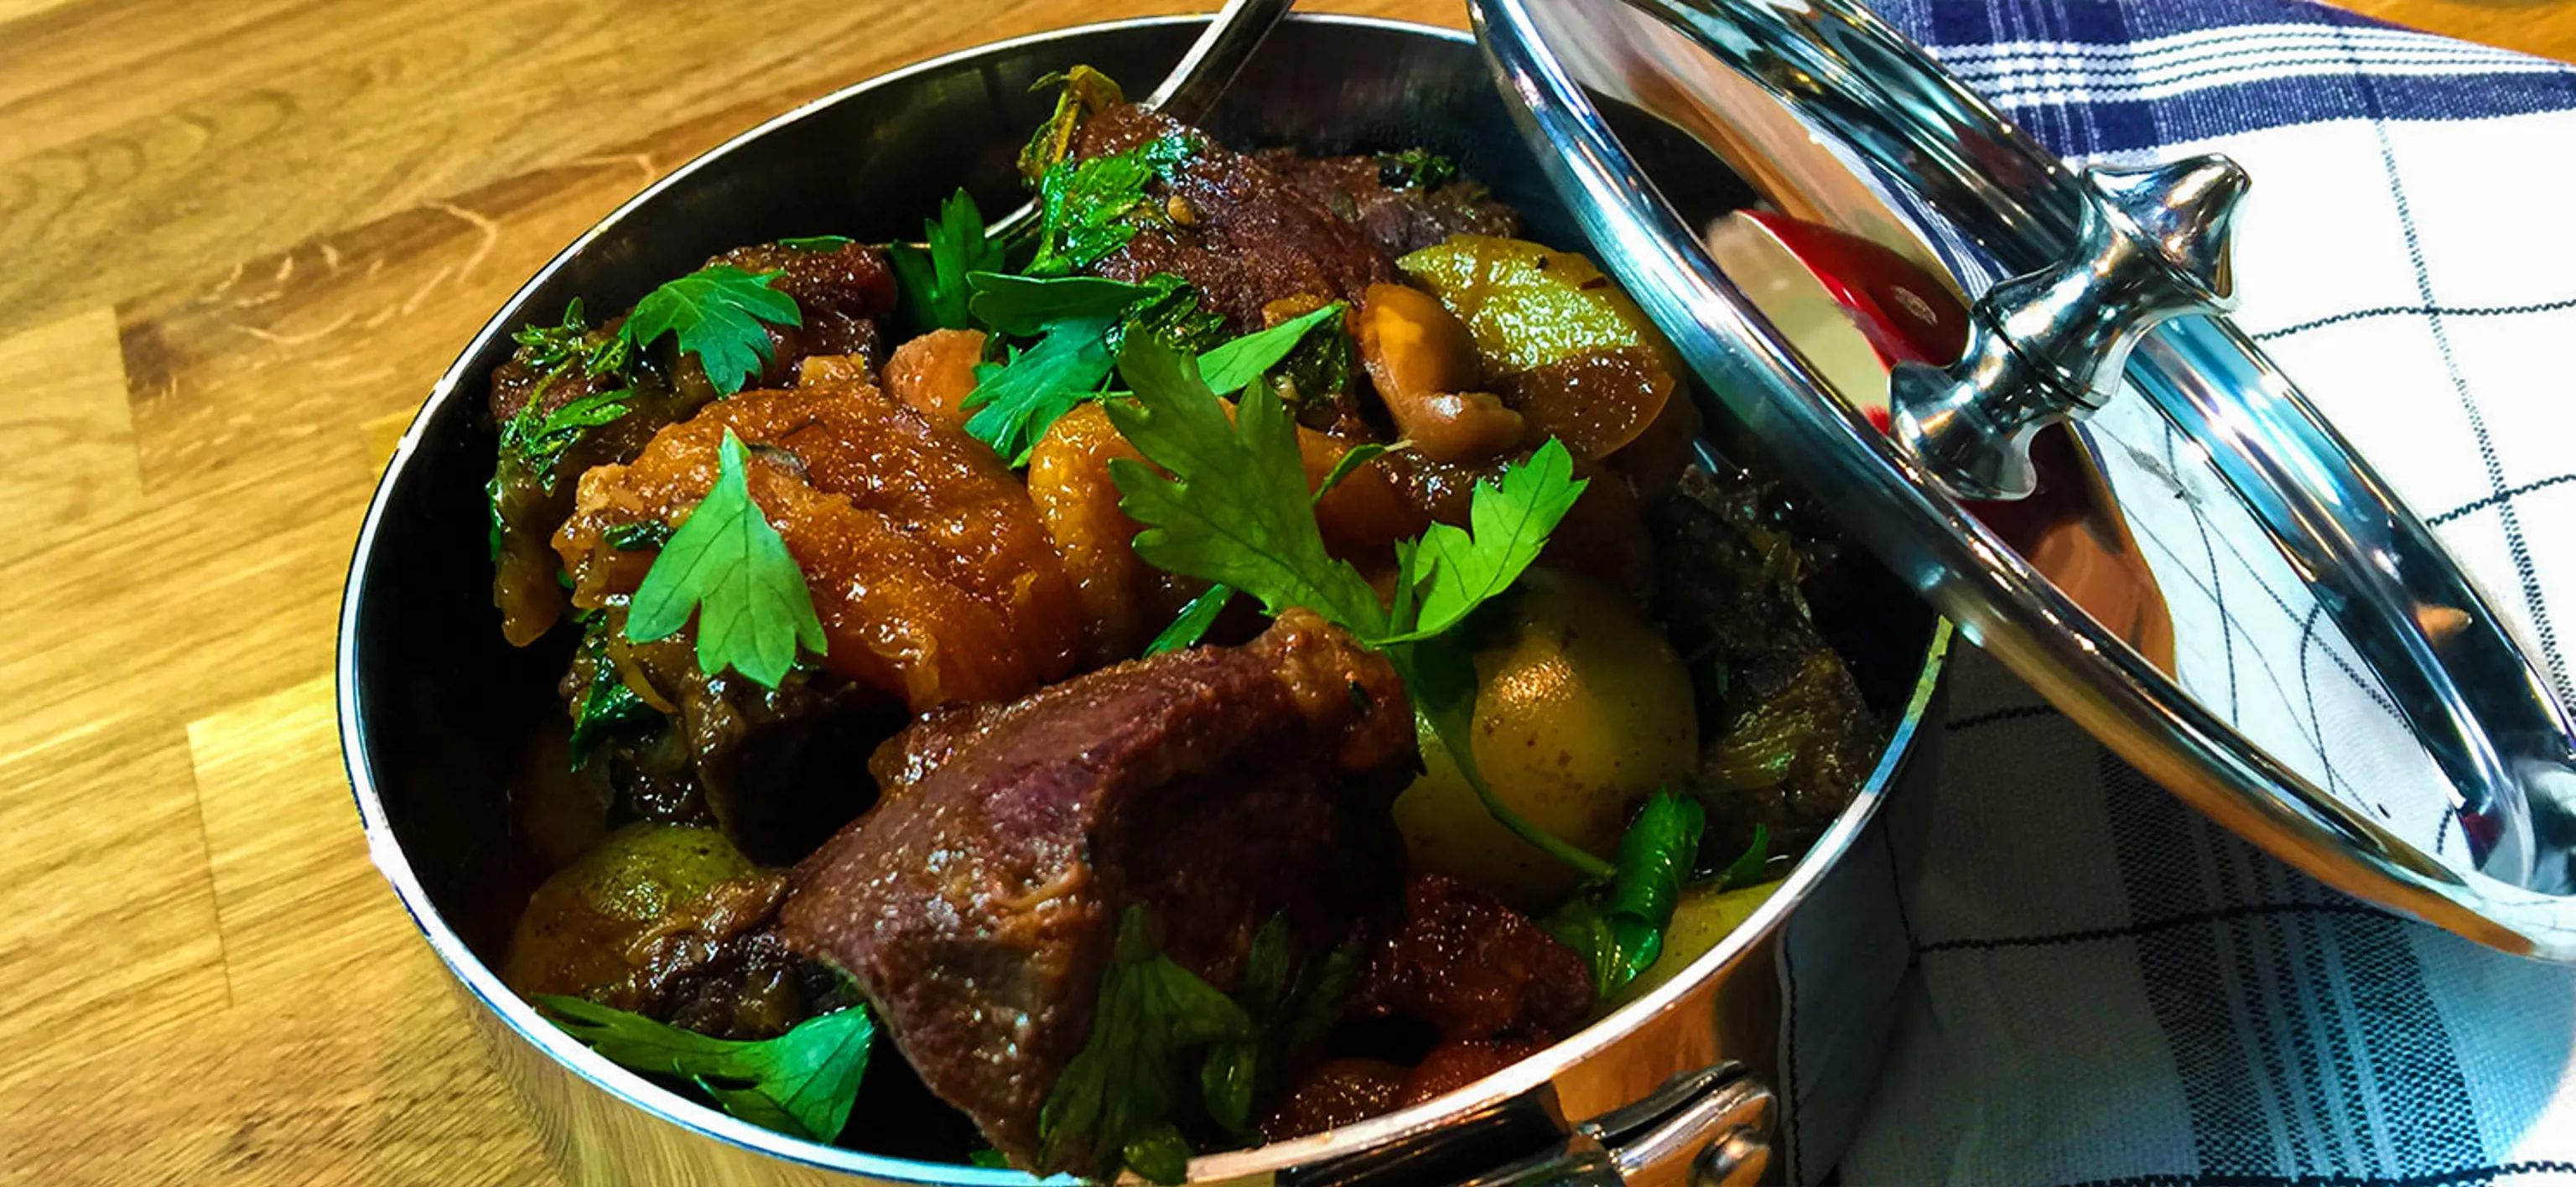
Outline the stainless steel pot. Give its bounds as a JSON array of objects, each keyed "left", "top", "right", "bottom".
[{"left": 338, "top": 13, "right": 1950, "bottom": 1185}]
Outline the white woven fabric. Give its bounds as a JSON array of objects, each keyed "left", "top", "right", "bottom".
[{"left": 1774, "top": 3, "right": 2576, "bottom": 1183}]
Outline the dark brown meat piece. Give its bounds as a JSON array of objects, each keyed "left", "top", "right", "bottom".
[
  {"left": 1256, "top": 150, "right": 1524, "bottom": 258},
  {"left": 1354, "top": 874, "right": 1592, "bottom": 1044},
  {"left": 1071, "top": 105, "right": 1399, "bottom": 333},
  {"left": 775, "top": 611, "right": 1416, "bottom": 1170},
  {"left": 670, "top": 241, "right": 897, "bottom": 402},
  {"left": 1257, "top": 1058, "right": 1411, "bottom": 1142},
  {"left": 1654, "top": 467, "right": 1880, "bottom": 858},
  {"left": 488, "top": 241, "right": 898, "bottom": 646},
  {"left": 1398, "top": 1039, "right": 1545, "bottom": 1107}
]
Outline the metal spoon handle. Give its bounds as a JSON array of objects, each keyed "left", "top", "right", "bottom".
[{"left": 984, "top": 0, "right": 1296, "bottom": 241}]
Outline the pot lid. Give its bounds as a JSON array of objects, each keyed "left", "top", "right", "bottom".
[{"left": 1470, "top": 0, "right": 2576, "bottom": 958}]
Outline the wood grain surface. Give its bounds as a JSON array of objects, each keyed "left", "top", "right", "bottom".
[{"left": 2, "top": 2, "right": 2566, "bottom": 1183}]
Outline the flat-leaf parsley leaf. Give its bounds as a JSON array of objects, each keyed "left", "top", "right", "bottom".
[
  {"left": 1037, "top": 907, "right": 1250, "bottom": 1184},
  {"left": 891, "top": 190, "right": 1008, "bottom": 333},
  {"left": 538, "top": 995, "right": 875, "bottom": 1143},
  {"left": 625, "top": 428, "right": 828, "bottom": 688},
  {"left": 621, "top": 265, "right": 802, "bottom": 397}
]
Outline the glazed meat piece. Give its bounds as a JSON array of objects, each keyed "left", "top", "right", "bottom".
[
  {"left": 553, "top": 379, "right": 1084, "bottom": 714},
  {"left": 671, "top": 240, "right": 898, "bottom": 400},
  {"left": 1257, "top": 150, "right": 1523, "bottom": 257},
  {"left": 1353, "top": 874, "right": 1592, "bottom": 1044},
  {"left": 776, "top": 611, "right": 1417, "bottom": 1169},
  {"left": 586, "top": 622, "right": 899, "bottom": 863},
  {"left": 489, "top": 240, "right": 898, "bottom": 646},
  {"left": 1071, "top": 103, "right": 1400, "bottom": 333},
  {"left": 1654, "top": 467, "right": 1880, "bottom": 858}
]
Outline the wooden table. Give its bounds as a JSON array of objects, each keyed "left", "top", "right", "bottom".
[{"left": 0, "top": 0, "right": 2563, "bottom": 1181}]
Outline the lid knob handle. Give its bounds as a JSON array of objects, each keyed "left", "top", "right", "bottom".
[{"left": 1889, "top": 155, "right": 2251, "bottom": 500}]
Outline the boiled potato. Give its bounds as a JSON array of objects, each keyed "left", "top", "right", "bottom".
[
  {"left": 1397, "top": 235, "right": 1683, "bottom": 382},
  {"left": 1602, "top": 880, "right": 1783, "bottom": 1010},
  {"left": 501, "top": 822, "right": 756, "bottom": 999},
  {"left": 1394, "top": 568, "right": 1700, "bottom": 909}
]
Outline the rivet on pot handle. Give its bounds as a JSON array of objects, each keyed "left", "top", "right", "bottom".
[{"left": 1891, "top": 156, "right": 2249, "bottom": 500}]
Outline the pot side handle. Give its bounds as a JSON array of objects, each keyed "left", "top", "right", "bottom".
[{"left": 1282, "top": 1063, "right": 1775, "bottom": 1187}]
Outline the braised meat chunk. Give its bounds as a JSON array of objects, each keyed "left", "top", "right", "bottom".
[
  {"left": 1071, "top": 104, "right": 1400, "bottom": 333},
  {"left": 553, "top": 379, "right": 1083, "bottom": 713},
  {"left": 1257, "top": 149, "right": 1523, "bottom": 258},
  {"left": 775, "top": 612, "right": 1416, "bottom": 1169}
]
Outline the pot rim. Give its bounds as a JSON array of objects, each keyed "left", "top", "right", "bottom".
[{"left": 335, "top": 11, "right": 1955, "bottom": 1182}]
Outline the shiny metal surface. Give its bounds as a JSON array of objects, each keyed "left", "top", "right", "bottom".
[
  {"left": 1891, "top": 157, "right": 2249, "bottom": 500},
  {"left": 1474, "top": 0, "right": 2576, "bottom": 955},
  {"left": 338, "top": 12, "right": 1954, "bottom": 1185}
]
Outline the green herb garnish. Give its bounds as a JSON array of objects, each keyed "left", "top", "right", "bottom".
[
  {"left": 1197, "top": 303, "right": 1343, "bottom": 396},
  {"left": 1540, "top": 789, "right": 1706, "bottom": 997},
  {"left": 621, "top": 265, "right": 802, "bottom": 397},
  {"left": 538, "top": 995, "right": 874, "bottom": 1143},
  {"left": 1375, "top": 148, "right": 1459, "bottom": 191},
  {"left": 1019, "top": 66, "right": 1126, "bottom": 184},
  {"left": 1144, "top": 584, "right": 1233, "bottom": 656},
  {"left": 967, "top": 272, "right": 1153, "bottom": 335},
  {"left": 1105, "top": 338, "right": 1601, "bottom": 878},
  {"left": 512, "top": 298, "right": 632, "bottom": 380},
  {"left": 625, "top": 428, "right": 828, "bottom": 688},
  {"left": 1028, "top": 134, "right": 1195, "bottom": 278},
  {"left": 1711, "top": 823, "right": 1772, "bottom": 891},
  {"left": 1038, "top": 906, "right": 1251, "bottom": 1184},
  {"left": 606, "top": 520, "right": 673, "bottom": 552},
  {"left": 961, "top": 283, "right": 1341, "bottom": 466},
  {"left": 1142, "top": 438, "right": 1390, "bottom": 655},
  {"left": 568, "top": 618, "right": 658, "bottom": 769},
  {"left": 1114, "top": 273, "right": 1228, "bottom": 356},
  {"left": 501, "top": 386, "right": 634, "bottom": 492},
  {"left": 891, "top": 190, "right": 1009, "bottom": 334},
  {"left": 777, "top": 235, "right": 854, "bottom": 252},
  {"left": 963, "top": 314, "right": 1122, "bottom": 466},
  {"left": 1200, "top": 917, "right": 1358, "bottom": 1138}
]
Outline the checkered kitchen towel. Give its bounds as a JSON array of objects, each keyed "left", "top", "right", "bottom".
[{"left": 1771, "top": 2, "right": 2576, "bottom": 1184}]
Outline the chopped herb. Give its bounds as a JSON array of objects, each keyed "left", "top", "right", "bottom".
[
  {"left": 512, "top": 298, "right": 632, "bottom": 380},
  {"left": 621, "top": 265, "right": 802, "bottom": 397},
  {"left": 1200, "top": 917, "right": 1358, "bottom": 1138},
  {"left": 1028, "top": 134, "right": 1195, "bottom": 278},
  {"left": 625, "top": 429, "right": 828, "bottom": 688},
  {"left": 538, "top": 996, "right": 875, "bottom": 1144},
  {"left": 891, "top": 189, "right": 1009, "bottom": 333},
  {"left": 569, "top": 619, "right": 658, "bottom": 769},
  {"left": 501, "top": 386, "right": 635, "bottom": 492},
  {"left": 965, "top": 1149, "right": 1010, "bottom": 1169},
  {"left": 1038, "top": 906, "right": 1250, "bottom": 1184},
  {"left": 1019, "top": 65, "right": 1126, "bottom": 184},
  {"left": 777, "top": 235, "right": 854, "bottom": 252},
  {"left": 606, "top": 520, "right": 673, "bottom": 552},
  {"left": 1708, "top": 823, "right": 1771, "bottom": 891},
  {"left": 1275, "top": 308, "right": 1357, "bottom": 407},
  {"left": 1381, "top": 438, "right": 1587, "bottom": 644},
  {"left": 1105, "top": 340, "right": 1388, "bottom": 635},
  {"left": 1540, "top": 788, "right": 1706, "bottom": 997},
  {"left": 966, "top": 272, "right": 1151, "bottom": 336},
  {"left": 1114, "top": 273, "right": 1228, "bottom": 356},
  {"left": 1106, "top": 337, "right": 1606, "bottom": 881},
  {"left": 1375, "top": 148, "right": 1459, "bottom": 190},
  {"left": 962, "top": 314, "right": 1121, "bottom": 465},
  {"left": 1144, "top": 584, "right": 1233, "bottom": 656},
  {"left": 1197, "top": 302, "right": 1343, "bottom": 397},
  {"left": 1311, "top": 443, "right": 1391, "bottom": 501}
]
